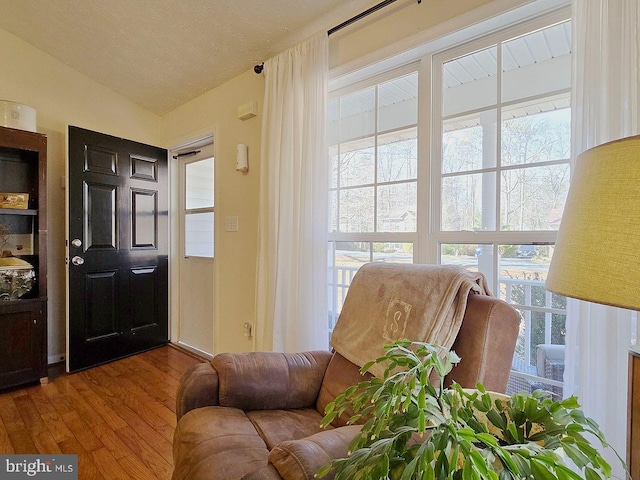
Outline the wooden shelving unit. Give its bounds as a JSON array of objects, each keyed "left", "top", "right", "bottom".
[{"left": 0, "top": 125, "right": 48, "bottom": 389}]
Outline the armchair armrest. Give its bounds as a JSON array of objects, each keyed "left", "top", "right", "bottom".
[
  {"left": 214, "top": 350, "right": 333, "bottom": 411},
  {"left": 176, "top": 362, "right": 220, "bottom": 420},
  {"left": 446, "top": 294, "right": 519, "bottom": 393},
  {"left": 268, "top": 425, "right": 361, "bottom": 480}
]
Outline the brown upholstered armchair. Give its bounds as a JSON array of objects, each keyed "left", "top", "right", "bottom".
[{"left": 173, "top": 265, "right": 519, "bottom": 480}]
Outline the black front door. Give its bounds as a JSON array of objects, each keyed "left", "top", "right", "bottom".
[{"left": 67, "top": 126, "right": 168, "bottom": 372}]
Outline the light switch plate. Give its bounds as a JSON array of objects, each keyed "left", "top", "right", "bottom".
[{"left": 225, "top": 216, "right": 239, "bottom": 232}]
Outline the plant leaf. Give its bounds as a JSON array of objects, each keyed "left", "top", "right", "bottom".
[
  {"left": 584, "top": 466, "right": 604, "bottom": 480},
  {"left": 531, "top": 459, "right": 556, "bottom": 480},
  {"left": 487, "top": 409, "right": 507, "bottom": 430},
  {"left": 561, "top": 441, "right": 590, "bottom": 468}
]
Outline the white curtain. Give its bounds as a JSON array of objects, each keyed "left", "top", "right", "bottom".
[
  {"left": 565, "top": 0, "right": 639, "bottom": 475},
  {"left": 255, "top": 33, "right": 329, "bottom": 352}
]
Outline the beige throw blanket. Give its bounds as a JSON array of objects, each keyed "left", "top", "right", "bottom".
[{"left": 330, "top": 263, "right": 491, "bottom": 378}]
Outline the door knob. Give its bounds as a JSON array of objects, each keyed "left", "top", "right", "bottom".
[
  {"left": 71, "top": 238, "right": 82, "bottom": 248},
  {"left": 71, "top": 256, "right": 85, "bottom": 266}
]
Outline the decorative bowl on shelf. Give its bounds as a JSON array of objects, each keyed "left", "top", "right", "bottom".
[{"left": 0, "top": 257, "right": 35, "bottom": 300}]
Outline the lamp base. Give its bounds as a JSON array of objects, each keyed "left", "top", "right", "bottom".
[{"left": 629, "top": 346, "right": 640, "bottom": 478}]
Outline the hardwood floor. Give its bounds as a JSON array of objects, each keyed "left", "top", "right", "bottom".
[{"left": 0, "top": 345, "right": 203, "bottom": 479}]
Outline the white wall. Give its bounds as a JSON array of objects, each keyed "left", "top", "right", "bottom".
[
  {"left": 162, "top": 70, "right": 264, "bottom": 354},
  {"left": 0, "top": 27, "right": 161, "bottom": 363}
]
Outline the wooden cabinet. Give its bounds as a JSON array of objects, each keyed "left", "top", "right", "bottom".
[
  {"left": 0, "top": 299, "right": 47, "bottom": 387},
  {"left": 0, "top": 126, "right": 47, "bottom": 389}
]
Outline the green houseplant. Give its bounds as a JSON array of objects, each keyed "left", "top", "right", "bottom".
[{"left": 318, "top": 340, "right": 626, "bottom": 480}]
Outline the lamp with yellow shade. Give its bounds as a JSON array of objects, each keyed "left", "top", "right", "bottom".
[{"left": 546, "top": 135, "right": 640, "bottom": 477}]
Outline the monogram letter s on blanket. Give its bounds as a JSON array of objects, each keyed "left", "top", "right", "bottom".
[
  {"left": 330, "top": 263, "right": 492, "bottom": 378},
  {"left": 383, "top": 299, "right": 413, "bottom": 342}
]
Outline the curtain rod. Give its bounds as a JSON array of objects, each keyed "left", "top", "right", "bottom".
[
  {"left": 254, "top": 0, "right": 421, "bottom": 74},
  {"left": 172, "top": 150, "right": 200, "bottom": 159}
]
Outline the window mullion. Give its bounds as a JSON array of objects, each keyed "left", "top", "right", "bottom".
[
  {"left": 373, "top": 84, "right": 379, "bottom": 234},
  {"left": 496, "top": 40, "right": 503, "bottom": 235}
]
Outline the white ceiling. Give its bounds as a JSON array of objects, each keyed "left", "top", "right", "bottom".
[{"left": 0, "top": 0, "right": 378, "bottom": 115}]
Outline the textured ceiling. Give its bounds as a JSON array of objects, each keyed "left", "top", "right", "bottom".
[{"left": 0, "top": 0, "right": 377, "bottom": 115}]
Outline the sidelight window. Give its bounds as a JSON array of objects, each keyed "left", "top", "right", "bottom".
[{"left": 184, "top": 157, "right": 215, "bottom": 258}]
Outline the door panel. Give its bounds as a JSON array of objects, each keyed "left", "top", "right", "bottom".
[
  {"left": 85, "top": 144, "right": 118, "bottom": 175},
  {"left": 131, "top": 189, "right": 158, "bottom": 248},
  {"left": 130, "top": 267, "right": 158, "bottom": 329},
  {"left": 131, "top": 155, "right": 158, "bottom": 180},
  {"left": 84, "top": 182, "right": 117, "bottom": 249},
  {"left": 85, "top": 270, "right": 119, "bottom": 340},
  {"left": 68, "top": 126, "right": 168, "bottom": 372}
]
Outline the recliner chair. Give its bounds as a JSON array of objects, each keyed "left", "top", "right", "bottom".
[{"left": 172, "top": 264, "right": 520, "bottom": 480}]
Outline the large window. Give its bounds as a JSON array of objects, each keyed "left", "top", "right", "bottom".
[
  {"left": 328, "top": 68, "right": 419, "bottom": 334},
  {"left": 328, "top": 15, "right": 571, "bottom": 398},
  {"left": 434, "top": 20, "right": 571, "bottom": 397}
]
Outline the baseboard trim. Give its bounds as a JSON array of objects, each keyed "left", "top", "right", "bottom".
[
  {"left": 171, "top": 342, "right": 212, "bottom": 362},
  {"left": 48, "top": 353, "right": 65, "bottom": 365}
]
